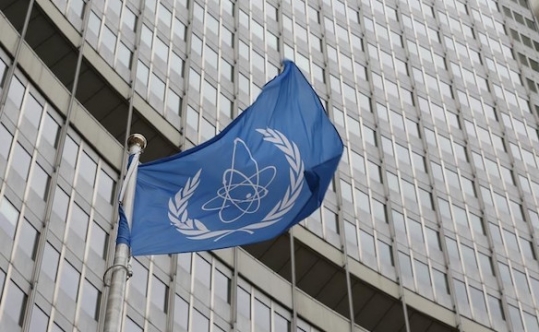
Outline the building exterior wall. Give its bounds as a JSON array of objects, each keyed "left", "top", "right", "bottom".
[{"left": 0, "top": 0, "right": 538, "bottom": 331}]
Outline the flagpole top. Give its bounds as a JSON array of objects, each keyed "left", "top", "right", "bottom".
[{"left": 128, "top": 134, "right": 147, "bottom": 153}]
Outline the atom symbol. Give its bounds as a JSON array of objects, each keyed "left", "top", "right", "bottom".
[{"left": 202, "top": 138, "right": 276, "bottom": 223}]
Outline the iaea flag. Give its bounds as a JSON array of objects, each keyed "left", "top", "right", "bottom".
[{"left": 124, "top": 61, "right": 343, "bottom": 256}]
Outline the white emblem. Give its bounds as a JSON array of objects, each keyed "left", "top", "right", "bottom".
[
  {"left": 201, "top": 138, "right": 277, "bottom": 223},
  {"left": 168, "top": 128, "right": 304, "bottom": 241}
]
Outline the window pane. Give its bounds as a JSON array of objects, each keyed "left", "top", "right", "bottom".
[
  {"left": 255, "top": 299, "right": 270, "bottom": 331},
  {"left": 0, "top": 198, "right": 19, "bottom": 238},
  {"left": 29, "top": 305, "right": 49, "bottom": 332},
  {"left": 41, "top": 243, "right": 59, "bottom": 280},
  {"left": 59, "top": 261, "right": 80, "bottom": 300},
  {"left": 3, "top": 281, "right": 27, "bottom": 326},
  {"left": 151, "top": 276, "right": 168, "bottom": 312},
  {"left": 174, "top": 295, "right": 189, "bottom": 329},
  {"left": 12, "top": 143, "right": 31, "bottom": 180},
  {"left": 18, "top": 220, "right": 38, "bottom": 259},
  {"left": 191, "top": 309, "right": 209, "bottom": 331},
  {"left": 214, "top": 270, "right": 230, "bottom": 303},
  {"left": 81, "top": 280, "right": 101, "bottom": 320}
]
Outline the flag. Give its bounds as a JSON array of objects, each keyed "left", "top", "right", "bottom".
[{"left": 122, "top": 60, "right": 343, "bottom": 255}]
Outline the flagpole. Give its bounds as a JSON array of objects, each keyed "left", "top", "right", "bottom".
[{"left": 103, "top": 134, "right": 147, "bottom": 332}]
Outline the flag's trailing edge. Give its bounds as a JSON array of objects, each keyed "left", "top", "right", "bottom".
[{"left": 121, "top": 60, "right": 344, "bottom": 256}]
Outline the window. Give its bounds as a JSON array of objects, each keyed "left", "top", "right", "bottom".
[
  {"left": 214, "top": 270, "right": 231, "bottom": 303},
  {"left": 195, "top": 255, "right": 211, "bottom": 288},
  {"left": 41, "top": 243, "right": 59, "bottom": 280},
  {"left": 7, "top": 77, "right": 25, "bottom": 108},
  {"left": 90, "top": 221, "right": 108, "bottom": 259},
  {"left": 31, "top": 164, "right": 50, "bottom": 200},
  {"left": 130, "top": 259, "right": 148, "bottom": 295},
  {"left": 191, "top": 309, "right": 209, "bottom": 331},
  {"left": 70, "top": 203, "right": 89, "bottom": 240},
  {"left": 237, "top": 286, "right": 251, "bottom": 318},
  {"left": 360, "top": 230, "right": 375, "bottom": 256},
  {"left": 59, "top": 261, "right": 80, "bottom": 300},
  {"left": 3, "top": 281, "right": 27, "bottom": 326},
  {"left": 81, "top": 280, "right": 101, "bottom": 320},
  {"left": 0, "top": 124, "right": 13, "bottom": 158},
  {"left": 23, "top": 93, "right": 44, "bottom": 127},
  {"left": 151, "top": 276, "right": 168, "bottom": 312},
  {"left": 0, "top": 198, "right": 19, "bottom": 238},
  {"left": 29, "top": 305, "right": 49, "bottom": 332},
  {"left": 254, "top": 300, "right": 271, "bottom": 331},
  {"left": 174, "top": 295, "right": 189, "bottom": 329},
  {"left": 97, "top": 169, "right": 115, "bottom": 203},
  {"left": 12, "top": 143, "right": 31, "bottom": 181},
  {"left": 18, "top": 220, "right": 38, "bottom": 260}
]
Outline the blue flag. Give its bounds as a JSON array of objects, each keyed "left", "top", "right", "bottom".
[{"left": 121, "top": 61, "right": 343, "bottom": 256}]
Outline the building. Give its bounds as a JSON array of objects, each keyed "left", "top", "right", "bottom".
[{"left": 0, "top": 0, "right": 538, "bottom": 331}]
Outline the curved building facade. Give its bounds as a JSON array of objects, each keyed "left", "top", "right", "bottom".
[{"left": 0, "top": 0, "right": 538, "bottom": 331}]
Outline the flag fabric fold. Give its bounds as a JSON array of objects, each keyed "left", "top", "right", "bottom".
[{"left": 123, "top": 60, "right": 343, "bottom": 256}]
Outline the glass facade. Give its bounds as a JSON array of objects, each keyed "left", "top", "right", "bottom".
[{"left": 0, "top": 0, "right": 538, "bottom": 331}]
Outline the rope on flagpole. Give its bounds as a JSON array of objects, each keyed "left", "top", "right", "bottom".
[{"left": 103, "top": 134, "right": 146, "bottom": 332}]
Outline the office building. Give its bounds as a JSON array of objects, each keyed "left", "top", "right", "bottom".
[{"left": 0, "top": 0, "right": 538, "bottom": 331}]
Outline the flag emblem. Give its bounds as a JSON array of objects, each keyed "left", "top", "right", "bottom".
[{"left": 168, "top": 128, "right": 304, "bottom": 241}]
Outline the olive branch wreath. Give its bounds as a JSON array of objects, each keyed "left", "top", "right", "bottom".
[{"left": 168, "top": 128, "right": 304, "bottom": 241}]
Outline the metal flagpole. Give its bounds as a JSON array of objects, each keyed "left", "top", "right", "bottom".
[{"left": 103, "top": 134, "right": 147, "bottom": 332}]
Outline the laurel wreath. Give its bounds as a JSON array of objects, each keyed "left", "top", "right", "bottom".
[{"left": 168, "top": 128, "right": 305, "bottom": 241}]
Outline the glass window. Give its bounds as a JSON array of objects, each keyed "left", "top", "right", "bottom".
[
  {"left": 78, "top": 152, "right": 97, "bottom": 185},
  {"left": 31, "top": 164, "right": 50, "bottom": 200},
  {"left": 214, "top": 269, "right": 230, "bottom": 303},
  {"left": 117, "top": 43, "right": 132, "bottom": 69},
  {"left": 125, "top": 317, "right": 143, "bottom": 332},
  {"left": 12, "top": 143, "right": 31, "bottom": 180},
  {"left": 7, "top": 77, "right": 25, "bottom": 108},
  {"left": 192, "top": 309, "right": 209, "bottom": 331},
  {"left": 237, "top": 286, "right": 251, "bottom": 318},
  {"left": 0, "top": 124, "right": 13, "bottom": 158},
  {"left": 84, "top": 217, "right": 104, "bottom": 255},
  {"left": 150, "top": 73, "right": 165, "bottom": 100},
  {"left": 379, "top": 240, "right": 394, "bottom": 266},
  {"left": 275, "top": 313, "right": 291, "bottom": 332},
  {"left": 70, "top": 203, "right": 89, "bottom": 240},
  {"left": 324, "top": 208, "right": 338, "bottom": 234},
  {"left": 62, "top": 136, "right": 79, "bottom": 167},
  {"left": 509, "top": 305, "right": 524, "bottom": 331},
  {"left": 29, "top": 305, "right": 49, "bottom": 332},
  {"left": 123, "top": 8, "right": 136, "bottom": 31},
  {"left": 360, "top": 230, "right": 375, "bottom": 256},
  {"left": 23, "top": 93, "right": 44, "bottom": 127},
  {"left": 433, "top": 269, "right": 449, "bottom": 296},
  {"left": 130, "top": 259, "right": 148, "bottom": 295},
  {"left": 151, "top": 276, "right": 168, "bottom": 312},
  {"left": 174, "top": 295, "right": 189, "bottom": 329},
  {"left": 81, "top": 280, "right": 100, "bottom": 320},
  {"left": 195, "top": 255, "right": 211, "bottom": 288},
  {"left": 426, "top": 227, "right": 441, "bottom": 251},
  {"left": 454, "top": 280, "right": 470, "bottom": 315},
  {"left": 97, "top": 169, "right": 115, "bottom": 203},
  {"left": 41, "top": 243, "right": 59, "bottom": 280},
  {"left": 0, "top": 198, "right": 19, "bottom": 238},
  {"left": 18, "top": 220, "right": 38, "bottom": 259},
  {"left": 254, "top": 299, "right": 270, "bottom": 331},
  {"left": 59, "top": 261, "right": 80, "bottom": 300},
  {"left": 414, "top": 260, "right": 431, "bottom": 288},
  {"left": 101, "top": 26, "right": 117, "bottom": 51},
  {"left": 52, "top": 187, "right": 69, "bottom": 220},
  {"left": 41, "top": 114, "right": 60, "bottom": 148},
  {"left": 3, "top": 281, "right": 27, "bottom": 326}
]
